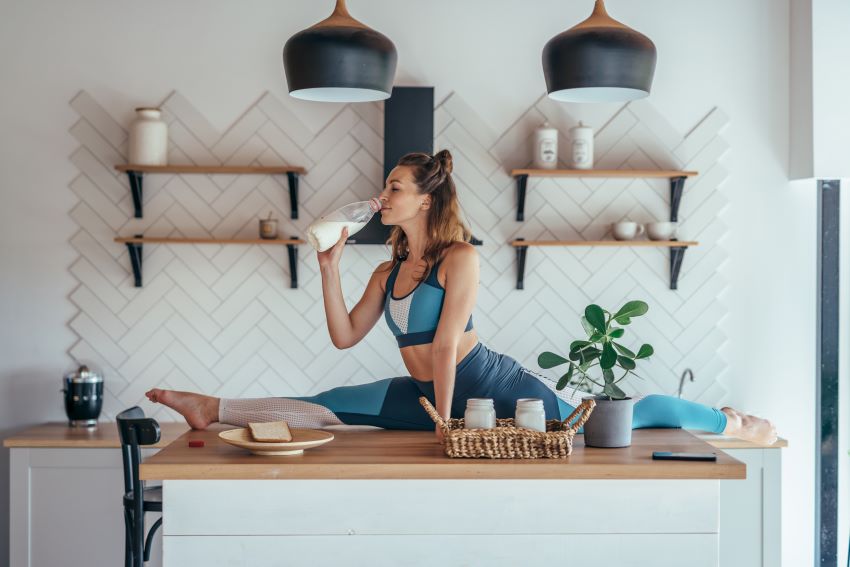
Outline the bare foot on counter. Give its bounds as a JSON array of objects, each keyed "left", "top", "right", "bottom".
[
  {"left": 720, "top": 407, "right": 777, "bottom": 445},
  {"left": 145, "top": 388, "right": 220, "bottom": 430}
]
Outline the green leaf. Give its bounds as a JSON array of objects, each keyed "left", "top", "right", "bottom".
[
  {"left": 538, "top": 352, "right": 568, "bottom": 369},
  {"left": 612, "top": 342, "right": 636, "bottom": 358},
  {"left": 636, "top": 344, "right": 654, "bottom": 359},
  {"left": 613, "top": 301, "right": 648, "bottom": 324},
  {"left": 579, "top": 348, "right": 600, "bottom": 365},
  {"left": 585, "top": 304, "right": 607, "bottom": 333},
  {"left": 588, "top": 331, "right": 604, "bottom": 343},
  {"left": 603, "top": 368, "right": 615, "bottom": 384},
  {"left": 617, "top": 356, "right": 636, "bottom": 370},
  {"left": 556, "top": 364, "right": 574, "bottom": 390},
  {"left": 580, "top": 316, "right": 596, "bottom": 336},
  {"left": 608, "top": 383, "right": 627, "bottom": 399},
  {"left": 600, "top": 343, "right": 617, "bottom": 369},
  {"left": 608, "top": 328, "right": 625, "bottom": 339},
  {"left": 569, "top": 340, "right": 591, "bottom": 352}
]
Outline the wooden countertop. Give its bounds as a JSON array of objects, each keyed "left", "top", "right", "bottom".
[
  {"left": 137, "top": 425, "right": 747, "bottom": 480},
  {"left": 3, "top": 422, "right": 189, "bottom": 448}
]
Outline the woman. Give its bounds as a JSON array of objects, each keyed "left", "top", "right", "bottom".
[{"left": 146, "top": 150, "right": 777, "bottom": 445}]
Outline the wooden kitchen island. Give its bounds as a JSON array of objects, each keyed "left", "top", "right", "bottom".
[{"left": 141, "top": 426, "right": 746, "bottom": 567}]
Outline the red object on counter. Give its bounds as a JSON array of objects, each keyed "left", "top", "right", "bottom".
[{"left": 188, "top": 440, "right": 205, "bottom": 448}]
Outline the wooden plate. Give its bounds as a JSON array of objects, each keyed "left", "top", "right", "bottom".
[{"left": 218, "top": 428, "right": 334, "bottom": 456}]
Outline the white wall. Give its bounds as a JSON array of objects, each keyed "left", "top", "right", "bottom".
[{"left": 0, "top": 1, "right": 819, "bottom": 565}]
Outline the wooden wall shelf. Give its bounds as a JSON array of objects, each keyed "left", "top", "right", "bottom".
[
  {"left": 510, "top": 169, "right": 698, "bottom": 222},
  {"left": 510, "top": 238, "right": 699, "bottom": 291},
  {"left": 114, "top": 235, "right": 305, "bottom": 289},
  {"left": 114, "top": 164, "right": 306, "bottom": 220}
]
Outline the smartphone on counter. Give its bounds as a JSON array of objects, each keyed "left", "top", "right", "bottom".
[{"left": 652, "top": 451, "right": 717, "bottom": 462}]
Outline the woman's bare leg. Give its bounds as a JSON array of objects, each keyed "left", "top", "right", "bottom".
[
  {"left": 145, "top": 388, "right": 345, "bottom": 429},
  {"left": 146, "top": 388, "right": 220, "bottom": 429}
]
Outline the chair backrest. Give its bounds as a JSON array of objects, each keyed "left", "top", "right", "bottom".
[{"left": 116, "top": 406, "right": 161, "bottom": 497}]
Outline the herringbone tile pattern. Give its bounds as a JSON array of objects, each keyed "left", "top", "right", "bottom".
[{"left": 68, "top": 90, "right": 729, "bottom": 422}]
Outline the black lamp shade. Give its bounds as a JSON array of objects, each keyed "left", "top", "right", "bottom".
[
  {"left": 543, "top": 3, "right": 656, "bottom": 103},
  {"left": 283, "top": 23, "right": 397, "bottom": 102}
]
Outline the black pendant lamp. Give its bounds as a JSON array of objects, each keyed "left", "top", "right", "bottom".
[
  {"left": 283, "top": 0, "right": 397, "bottom": 102},
  {"left": 542, "top": 0, "right": 656, "bottom": 103}
]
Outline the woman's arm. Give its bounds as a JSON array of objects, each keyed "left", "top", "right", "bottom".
[
  {"left": 318, "top": 227, "right": 391, "bottom": 349},
  {"left": 431, "top": 243, "right": 480, "bottom": 424}
]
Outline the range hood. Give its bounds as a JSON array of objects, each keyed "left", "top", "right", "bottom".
[
  {"left": 347, "top": 86, "right": 481, "bottom": 247},
  {"left": 345, "top": 86, "right": 430, "bottom": 245}
]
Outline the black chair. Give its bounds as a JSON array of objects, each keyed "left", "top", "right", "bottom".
[{"left": 117, "top": 406, "right": 163, "bottom": 567}]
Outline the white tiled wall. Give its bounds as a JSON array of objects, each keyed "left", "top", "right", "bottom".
[{"left": 68, "top": 89, "right": 729, "bottom": 422}]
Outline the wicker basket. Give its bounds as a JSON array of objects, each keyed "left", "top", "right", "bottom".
[{"left": 419, "top": 396, "right": 596, "bottom": 459}]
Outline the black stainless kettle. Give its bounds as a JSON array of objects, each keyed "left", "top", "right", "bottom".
[{"left": 62, "top": 364, "right": 104, "bottom": 427}]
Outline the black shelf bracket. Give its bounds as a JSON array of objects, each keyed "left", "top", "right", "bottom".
[
  {"left": 515, "top": 174, "right": 528, "bottom": 221},
  {"left": 128, "top": 171, "right": 144, "bottom": 219},
  {"left": 287, "top": 172, "right": 300, "bottom": 220},
  {"left": 125, "top": 234, "right": 144, "bottom": 287},
  {"left": 669, "top": 241, "right": 688, "bottom": 290},
  {"left": 670, "top": 176, "right": 687, "bottom": 222},
  {"left": 123, "top": 170, "right": 302, "bottom": 219},
  {"left": 515, "top": 238, "right": 528, "bottom": 290},
  {"left": 286, "top": 235, "right": 299, "bottom": 289}
]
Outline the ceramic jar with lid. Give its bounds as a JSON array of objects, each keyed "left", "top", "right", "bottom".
[
  {"left": 569, "top": 121, "right": 594, "bottom": 169},
  {"left": 128, "top": 107, "right": 168, "bottom": 165},
  {"left": 533, "top": 123, "right": 559, "bottom": 169},
  {"left": 515, "top": 398, "right": 546, "bottom": 432},
  {"left": 464, "top": 398, "right": 496, "bottom": 429}
]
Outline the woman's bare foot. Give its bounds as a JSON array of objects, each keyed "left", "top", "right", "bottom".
[
  {"left": 145, "top": 388, "right": 220, "bottom": 430},
  {"left": 721, "top": 407, "right": 777, "bottom": 445}
]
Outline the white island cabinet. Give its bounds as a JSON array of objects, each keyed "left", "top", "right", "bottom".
[{"left": 144, "top": 426, "right": 743, "bottom": 567}]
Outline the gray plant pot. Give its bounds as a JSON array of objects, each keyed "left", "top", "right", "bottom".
[{"left": 582, "top": 396, "right": 635, "bottom": 448}]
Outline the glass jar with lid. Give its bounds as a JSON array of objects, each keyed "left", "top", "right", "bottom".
[
  {"left": 515, "top": 398, "right": 546, "bottom": 432},
  {"left": 464, "top": 398, "right": 496, "bottom": 429}
]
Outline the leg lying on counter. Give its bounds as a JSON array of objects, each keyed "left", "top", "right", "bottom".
[
  {"left": 629, "top": 394, "right": 777, "bottom": 445},
  {"left": 146, "top": 375, "right": 438, "bottom": 431}
]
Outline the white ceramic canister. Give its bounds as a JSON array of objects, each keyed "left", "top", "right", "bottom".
[
  {"left": 515, "top": 398, "right": 546, "bottom": 432},
  {"left": 464, "top": 398, "right": 496, "bottom": 429},
  {"left": 570, "top": 121, "right": 594, "bottom": 169},
  {"left": 533, "top": 122, "right": 559, "bottom": 169},
  {"left": 128, "top": 107, "right": 168, "bottom": 166}
]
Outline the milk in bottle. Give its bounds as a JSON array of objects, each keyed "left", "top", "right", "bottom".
[{"left": 306, "top": 198, "right": 382, "bottom": 252}]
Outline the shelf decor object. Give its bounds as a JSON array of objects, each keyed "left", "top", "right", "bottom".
[
  {"left": 128, "top": 108, "right": 167, "bottom": 166},
  {"left": 114, "top": 236, "right": 305, "bottom": 289},
  {"left": 510, "top": 168, "right": 697, "bottom": 222},
  {"left": 542, "top": 0, "right": 657, "bottom": 103},
  {"left": 282, "top": 0, "right": 397, "bottom": 102},
  {"left": 114, "top": 164, "right": 306, "bottom": 220},
  {"left": 510, "top": 239, "right": 699, "bottom": 291}
]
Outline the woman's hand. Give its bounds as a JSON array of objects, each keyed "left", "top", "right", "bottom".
[{"left": 317, "top": 226, "right": 349, "bottom": 270}]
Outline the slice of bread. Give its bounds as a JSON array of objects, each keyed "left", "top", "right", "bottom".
[{"left": 248, "top": 421, "right": 293, "bottom": 443}]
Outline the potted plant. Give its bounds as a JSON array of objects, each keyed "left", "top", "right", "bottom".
[{"left": 538, "top": 300, "right": 654, "bottom": 448}]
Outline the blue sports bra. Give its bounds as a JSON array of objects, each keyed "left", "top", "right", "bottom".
[{"left": 383, "top": 258, "right": 474, "bottom": 348}]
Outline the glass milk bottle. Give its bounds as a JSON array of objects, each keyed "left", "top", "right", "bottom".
[
  {"left": 464, "top": 398, "right": 496, "bottom": 429},
  {"left": 515, "top": 398, "right": 546, "bottom": 432},
  {"left": 306, "top": 198, "right": 382, "bottom": 252}
]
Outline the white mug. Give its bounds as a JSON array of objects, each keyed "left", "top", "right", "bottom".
[
  {"left": 612, "top": 221, "right": 645, "bottom": 241},
  {"left": 645, "top": 221, "right": 678, "bottom": 241}
]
